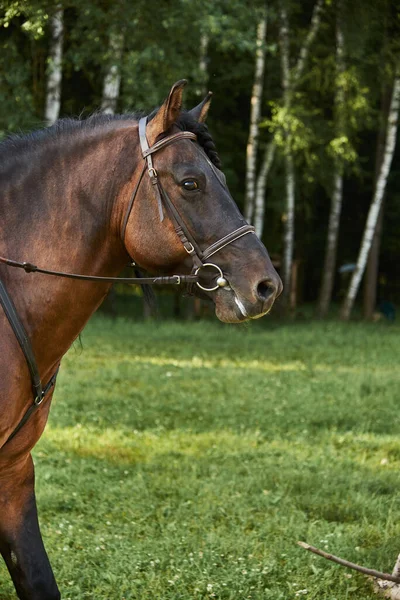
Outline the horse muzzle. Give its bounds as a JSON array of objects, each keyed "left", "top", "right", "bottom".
[{"left": 213, "top": 271, "right": 283, "bottom": 323}]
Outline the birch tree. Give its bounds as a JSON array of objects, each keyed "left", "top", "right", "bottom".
[
  {"left": 198, "top": 32, "right": 209, "bottom": 97},
  {"left": 244, "top": 8, "right": 267, "bottom": 224},
  {"left": 279, "top": 5, "right": 295, "bottom": 300},
  {"left": 101, "top": 30, "right": 124, "bottom": 115},
  {"left": 317, "top": 0, "right": 346, "bottom": 317},
  {"left": 340, "top": 65, "right": 400, "bottom": 320},
  {"left": 253, "top": 0, "right": 324, "bottom": 239},
  {"left": 253, "top": 142, "right": 276, "bottom": 236},
  {"left": 44, "top": 4, "right": 63, "bottom": 126},
  {"left": 363, "top": 6, "right": 391, "bottom": 321},
  {"left": 363, "top": 89, "right": 389, "bottom": 319}
]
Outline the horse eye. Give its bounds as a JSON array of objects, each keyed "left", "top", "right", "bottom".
[{"left": 183, "top": 180, "right": 198, "bottom": 191}]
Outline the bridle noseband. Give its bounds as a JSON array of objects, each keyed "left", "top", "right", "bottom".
[{"left": 121, "top": 116, "right": 256, "bottom": 292}]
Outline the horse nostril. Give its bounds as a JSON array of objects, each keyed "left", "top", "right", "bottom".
[{"left": 256, "top": 279, "right": 276, "bottom": 302}]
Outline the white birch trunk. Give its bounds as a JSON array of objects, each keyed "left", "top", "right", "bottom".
[
  {"left": 318, "top": 169, "right": 343, "bottom": 314},
  {"left": 44, "top": 5, "right": 63, "bottom": 126},
  {"left": 317, "top": 3, "right": 345, "bottom": 317},
  {"left": 198, "top": 32, "right": 209, "bottom": 97},
  {"left": 254, "top": 142, "right": 276, "bottom": 236},
  {"left": 255, "top": 0, "right": 324, "bottom": 238},
  {"left": 101, "top": 31, "right": 124, "bottom": 115},
  {"left": 283, "top": 152, "right": 295, "bottom": 293},
  {"left": 292, "top": 0, "right": 325, "bottom": 84},
  {"left": 279, "top": 5, "right": 296, "bottom": 299},
  {"left": 244, "top": 11, "right": 267, "bottom": 223},
  {"left": 341, "top": 66, "right": 400, "bottom": 320}
]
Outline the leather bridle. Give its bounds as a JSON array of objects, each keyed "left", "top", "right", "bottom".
[
  {"left": 120, "top": 116, "right": 255, "bottom": 291},
  {"left": 0, "top": 115, "right": 256, "bottom": 444}
]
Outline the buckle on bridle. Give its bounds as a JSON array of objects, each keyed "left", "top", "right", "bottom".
[
  {"left": 184, "top": 242, "right": 195, "bottom": 255},
  {"left": 195, "top": 263, "right": 229, "bottom": 292},
  {"left": 34, "top": 392, "right": 45, "bottom": 406},
  {"left": 148, "top": 167, "right": 158, "bottom": 179}
]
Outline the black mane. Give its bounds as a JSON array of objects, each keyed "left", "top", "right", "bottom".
[{"left": 0, "top": 110, "right": 221, "bottom": 171}]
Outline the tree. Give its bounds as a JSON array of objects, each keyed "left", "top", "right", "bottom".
[
  {"left": 253, "top": 0, "right": 325, "bottom": 243},
  {"left": 44, "top": 4, "right": 63, "bottom": 125},
  {"left": 101, "top": 29, "right": 124, "bottom": 115},
  {"left": 279, "top": 4, "right": 296, "bottom": 302},
  {"left": 317, "top": 0, "right": 346, "bottom": 317},
  {"left": 363, "top": 2, "right": 392, "bottom": 320},
  {"left": 363, "top": 88, "right": 390, "bottom": 320},
  {"left": 340, "top": 63, "right": 400, "bottom": 320},
  {"left": 244, "top": 6, "right": 267, "bottom": 224}
]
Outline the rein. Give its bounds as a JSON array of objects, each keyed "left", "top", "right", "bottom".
[
  {"left": 0, "top": 257, "right": 198, "bottom": 286},
  {"left": 0, "top": 115, "right": 255, "bottom": 445}
]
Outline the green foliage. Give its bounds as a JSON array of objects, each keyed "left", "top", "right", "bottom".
[
  {"left": 1, "top": 316, "right": 399, "bottom": 598},
  {"left": 0, "top": 0, "right": 49, "bottom": 38},
  {"left": 327, "top": 135, "right": 357, "bottom": 163},
  {"left": 264, "top": 100, "right": 319, "bottom": 159},
  {"left": 0, "top": 36, "right": 36, "bottom": 134},
  {"left": 337, "top": 67, "right": 372, "bottom": 132}
]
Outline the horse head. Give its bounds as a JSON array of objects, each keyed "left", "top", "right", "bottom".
[{"left": 123, "top": 80, "right": 282, "bottom": 322}]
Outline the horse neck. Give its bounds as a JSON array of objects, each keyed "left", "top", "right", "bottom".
[{"left": 0, "top": 123, "right": 139, "bottom": 376}]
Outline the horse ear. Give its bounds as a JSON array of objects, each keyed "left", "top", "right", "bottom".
[
  {"left": 189, "top": 91, "right": 212, "bottom": 123},
  {"left": 146, "top": 79, "right": 187, "bottom": 145}
]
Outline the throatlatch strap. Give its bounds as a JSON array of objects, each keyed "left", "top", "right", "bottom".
[
  {"left": 6, "top": 369, "right": 58, "bottom": 444},
  {"left": 0, "top": 279, "right": 42, "bottom": 401},
  {"left": 0, "top": 279, "right": 59, "bottom": 445}
]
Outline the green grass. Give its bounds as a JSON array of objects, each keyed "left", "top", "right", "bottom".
[{"left": 1, "top": 316, "right": 400, "bottom": 599}]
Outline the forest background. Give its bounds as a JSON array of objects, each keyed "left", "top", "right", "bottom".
[{"left": 1, "top": 0, "right": 400, "bottom": 320}]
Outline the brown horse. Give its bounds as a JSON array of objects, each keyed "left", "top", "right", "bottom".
[{"left": 0, "top": 80, "right": 282, "bottom": 599}]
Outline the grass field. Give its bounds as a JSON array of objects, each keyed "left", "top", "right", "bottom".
[{"left": 1, "top": 315, "right": 400, "bottom": 599}]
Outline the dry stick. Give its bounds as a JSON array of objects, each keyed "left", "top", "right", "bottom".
[{"left": 298, "top": 542, "right": 400, "bottom": 585}]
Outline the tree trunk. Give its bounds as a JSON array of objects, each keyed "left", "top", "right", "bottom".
[
  {"left": 291, "top": 0, "right": 324, "bottom": 84},
  {"left": 44, "top": 5, "right": 63, "bottom": 126},
  {"left": 363, "top": 84, "right": 391, "bottom": 319},
  {"left": 340, "top": 66, "right": 400, "bottom": 320},
  {"left": 279, "top": 5, "right": 295, "bottom": 303},
  {"left": 363, "top": 203, "right": 384, "bottom": 319},
  {"left": 244, "top": 9, "right": 267, "bottom": 223},
  {"left": 254, "top": 0, "right": 324, "bottom": 239},
  {"left": 101, "top": 31, "right": 124, "bottom": 115},
  {"left": 282, "top": 152, "right": 296, "bottom": 300},
  {"left": 317, "top": 1, "right": 345, "bottom": 318},
  {"left": 254, "top": 142, "right": 276, "bottom": 237},
  {"left": 198, "top": 32, "right": 209, "bottom": 97}
]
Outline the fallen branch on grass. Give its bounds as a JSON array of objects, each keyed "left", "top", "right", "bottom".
[{"left": 298, "top": 541, "right": 400, "bottom": 584}]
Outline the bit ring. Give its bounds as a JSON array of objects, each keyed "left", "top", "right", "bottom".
[{"left": 195, "top": 263, "right": 227, "bottom": 292}]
